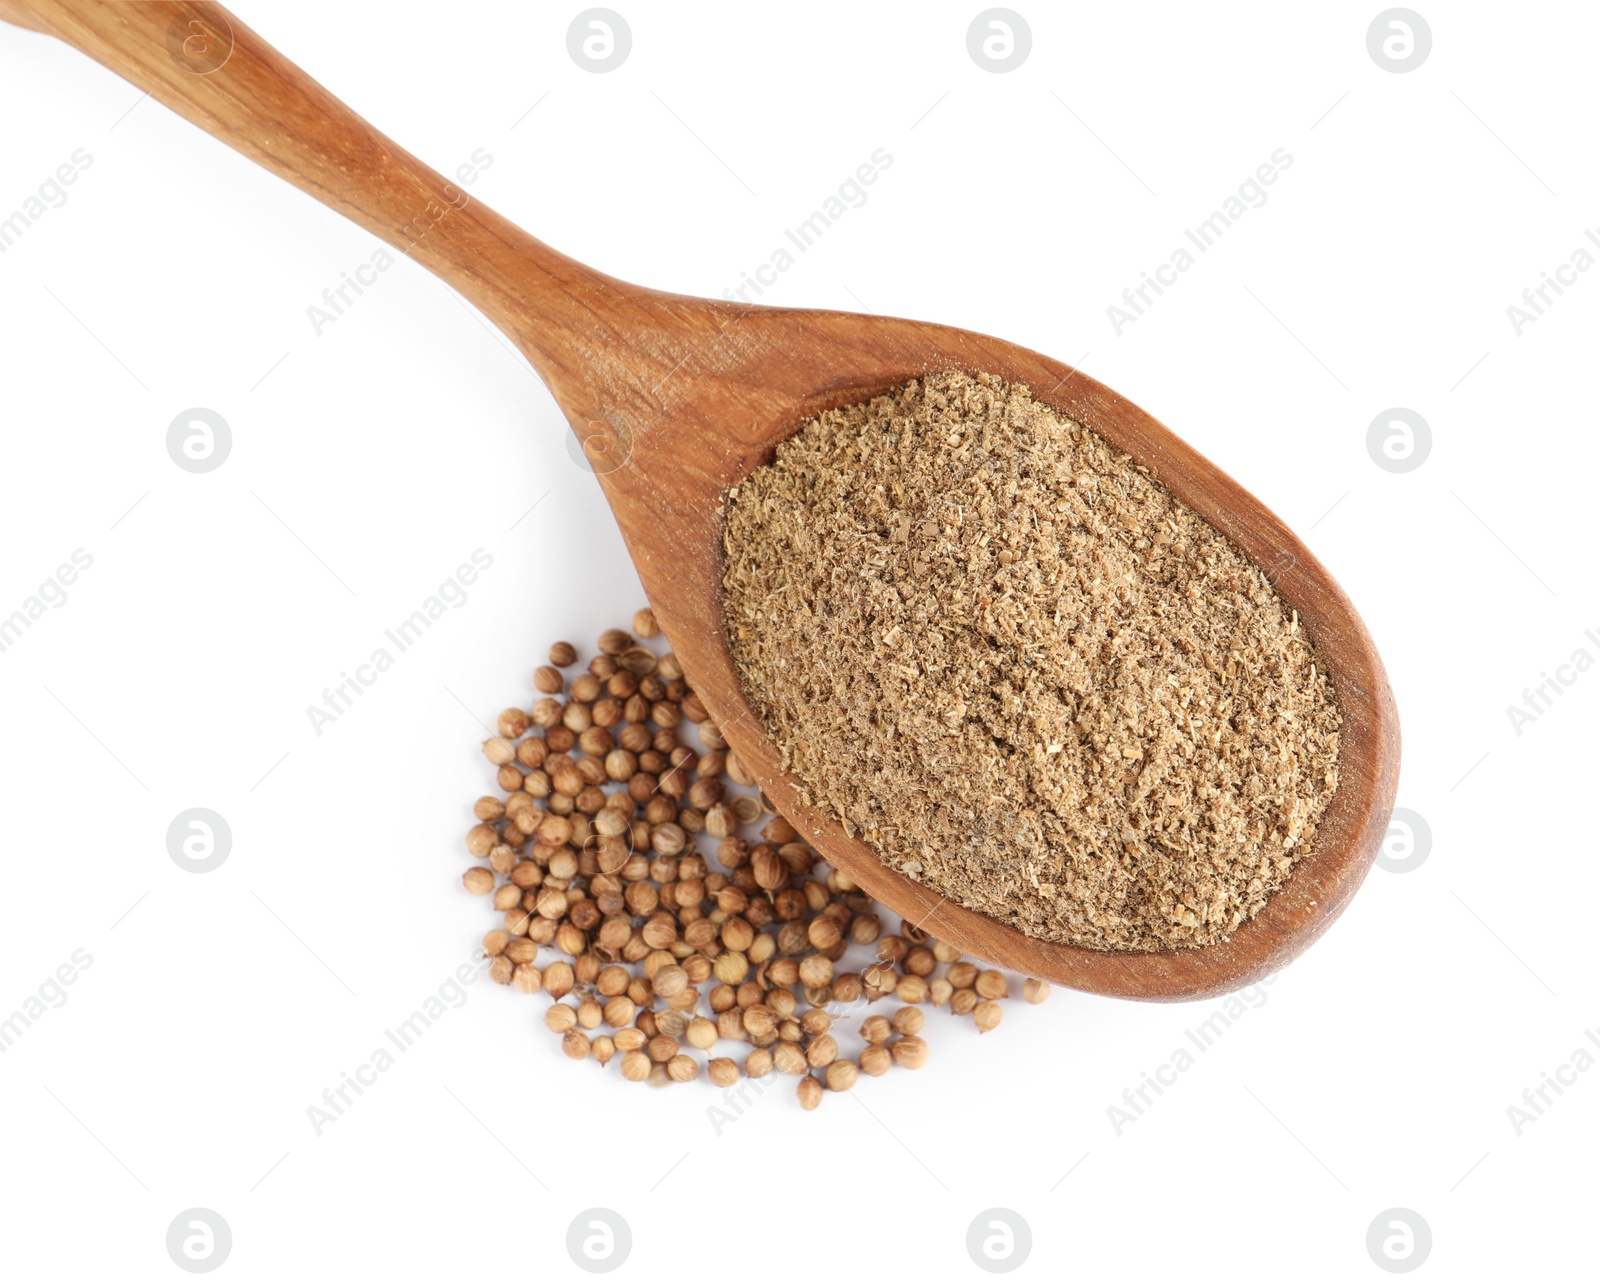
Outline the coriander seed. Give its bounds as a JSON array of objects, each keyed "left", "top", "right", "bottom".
[
  {"left": 714, "top": 952, "right": 750, "bottom": 985},
  {"left": 859, "top": 1045, "right": 892, "bottom": 1077},
  {"left": 947, "top": 962, "right": 978, "bottom": 989},
  {"left": 743, "top": 1005, "right": 777, "bottom": 1039},
  {"left": 543, "top": 960, "right": 575, "bottom": 999},
  {"left": 891, "top": 1007, "right": 925, "bottom": 1037},
  {"left": 895, "top": 976, "right": 928, "bottom": 1004},
  {"left": 890, "top": 1036, "right": 929, "bottom": 1070},
  {"left": 831, "top": 974, "right": 864, "bottom": 1005},
  {"left": 848, "top": 914, "right": 882, "bottom": 946},
  {"left": 863, "top": 962, "right": 897, "bottom": 998},
  {"left": 797, "top": 954, "right": 834, "bottom": 989},
  {"left": 805, "top": 1034, "right": 838, "bottom": 1069},
  {"left": 651, "top": 964, "right": 689, "bottom": 999},
  {"left": 772, "top": 1043, "right": 808, "bottom": 1076}
]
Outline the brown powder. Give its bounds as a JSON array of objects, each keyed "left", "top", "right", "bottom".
[{"left": 721, "top": 371, "right": 1341, "bottom": 952}]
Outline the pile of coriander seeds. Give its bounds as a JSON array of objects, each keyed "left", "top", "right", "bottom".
[{"left": 461, "top": 609, "right": 1049, "bottom": 1107}]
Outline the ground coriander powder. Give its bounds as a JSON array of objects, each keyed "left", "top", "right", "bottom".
[{"left": 721, "top": 371, "right": 1342, "bottom": 952}]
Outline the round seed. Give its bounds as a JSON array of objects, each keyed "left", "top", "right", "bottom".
[
  {"left": 890, "top": 1036, "right": 929, "bottom": 1070},
  {"left": 891, "top": 1007, "right": 925, "bottom": 1036},
  {"left": 772, "top": 1043, "right": 808, "bottom": 1076},
  {"left": 805, "top": 1034, "right": 838, "bottom": 1069},
  {"left": 652, "top": 965, "right": 689, "bottom": 998},
  {"left": 859, "top": 1045, "right": 892, "bottom": 1077}
]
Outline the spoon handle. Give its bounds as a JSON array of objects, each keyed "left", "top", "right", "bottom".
[{"left": 0, "top": 0, "right": 612, "bottom": 372}]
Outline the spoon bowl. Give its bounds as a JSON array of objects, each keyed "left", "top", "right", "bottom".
[
  {"left": 598, "top": 307, "right": 1401, "bottom": 1001},
  {"left": 2, "top": 0, "right": 1400, "bottom": 999}
]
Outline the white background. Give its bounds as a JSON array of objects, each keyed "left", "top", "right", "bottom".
[{"left": 1, "top": 1, "right": 1595, "bottom": 1277}]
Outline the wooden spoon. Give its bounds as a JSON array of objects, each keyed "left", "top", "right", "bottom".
[{"left": 2, "top": 0, "right": 1399, "bottom": 1000}]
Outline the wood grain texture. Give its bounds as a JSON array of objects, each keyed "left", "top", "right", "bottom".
[{"left": 5, "top": 0, "right": 1400, "bottom": 1000}]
